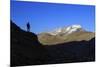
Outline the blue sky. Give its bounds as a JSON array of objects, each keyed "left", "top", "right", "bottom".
[{"left": 11, "top": 1, "right": 95, "bottom": 34}]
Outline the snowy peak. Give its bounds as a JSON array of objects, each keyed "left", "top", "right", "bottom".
[
  {"left": 48, "top": 25, "right": 84, "bottom": 35},
  {"left": 38, "top": 24, "right": 94, "bottom": 45}
]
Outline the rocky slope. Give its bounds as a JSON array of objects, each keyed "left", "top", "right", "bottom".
[
  {"left": 38, "top": 25, "right": 95, "bottom": 45},
  {"left": 11, "top": 21, "right": 95, "bottom": 66},
  {"left": 44, "top": 38, "right": 95, "bottom": 63},
  {"left": 11, "top": 20, "right": 49, "bottom": 66}
]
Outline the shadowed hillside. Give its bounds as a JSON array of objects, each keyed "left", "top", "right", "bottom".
[
  {"left": 44, "top": 38, "right": 95, "bottom": 64},
  {"left": 11, "top": 21, "right": 49, "bottom": 66},
  {"left": 11, "top": 21, "right": 95, "bottom": 66}
]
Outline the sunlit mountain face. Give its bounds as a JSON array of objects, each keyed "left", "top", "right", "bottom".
[
  {"left": 46, "top": 25, "right": 84, "bottom": 35},
  {"left": 38, "top": 25, "right": 95, "bottom": 45}
]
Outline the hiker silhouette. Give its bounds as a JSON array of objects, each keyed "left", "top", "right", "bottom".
[{"left": 27, "top": 22, "right": 30, "bottom": 32}]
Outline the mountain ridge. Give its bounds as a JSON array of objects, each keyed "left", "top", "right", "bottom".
[
  {"left": 11, "top": 21, "right": 95, "bottom": 66},
  {"left": 38, "top": 25, "right": 94, "bottom": 45},
  {"left": 41, "top": 25, "right": 84, "bottom": 35}
]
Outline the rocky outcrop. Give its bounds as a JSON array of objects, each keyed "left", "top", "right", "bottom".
[{"left": 11, "top": 20, "right": 48, "bottom": 66}]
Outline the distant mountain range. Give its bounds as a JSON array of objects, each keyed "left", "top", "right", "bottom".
[{"left": 38, "top": 25, "right": 95, "bottom": 45}]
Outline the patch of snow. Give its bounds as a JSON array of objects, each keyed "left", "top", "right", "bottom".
[{"left": 48, "top": 25, "right": 82, "bottom": 35}]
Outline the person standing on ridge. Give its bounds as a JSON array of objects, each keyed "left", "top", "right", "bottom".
[{"left": 27, "top": 22, "right": 30, "bottom": 32}]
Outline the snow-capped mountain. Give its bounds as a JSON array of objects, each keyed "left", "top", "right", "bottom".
[
  {"left": 47, "top": 25, "right": 84, "bottom": 35},
  {"left": 38, "top": 25, "right": 94, "bottom": 45}
]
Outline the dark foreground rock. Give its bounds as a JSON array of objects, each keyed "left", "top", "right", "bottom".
[
  {"left": 11, "top": 21, "right": 95, "bottom": 66},
  {"left": 45, "top": 38, "right": 95, "bottom": 64},
  {"left": 11, "top": 21, "right": 49, "bottom": 66}
]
